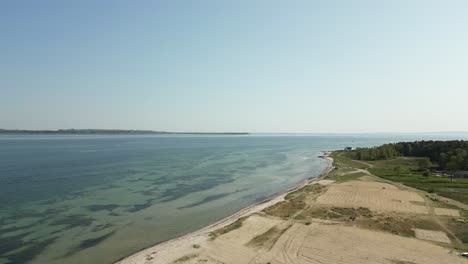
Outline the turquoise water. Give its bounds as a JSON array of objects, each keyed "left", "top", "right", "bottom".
[{"left": 1, "top": 134, "right": 467, "bottom": 264}]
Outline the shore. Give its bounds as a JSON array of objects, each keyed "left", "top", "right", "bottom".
[
  {"left": 116, "top": 152, "right": 334, "bottom": 264},
  {"left": 116, "top": 151, "right": 468, "bottom": 264}
]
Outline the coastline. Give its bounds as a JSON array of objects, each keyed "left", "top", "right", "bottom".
[{"left": 116, "top": 151, "right": 334, "bottom": 264}]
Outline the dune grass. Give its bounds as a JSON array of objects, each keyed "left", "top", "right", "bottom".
[{"left": 210, "top": 217, "right": 247, "bottom": 238}]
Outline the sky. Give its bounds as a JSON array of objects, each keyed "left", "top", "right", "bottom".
[{"left": 1, "top": 1, "right": 468, "bottom": 133}]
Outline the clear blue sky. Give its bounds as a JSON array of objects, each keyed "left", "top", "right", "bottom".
[{"left": 1, "top": 1, "right": 467, "bottom": 133}]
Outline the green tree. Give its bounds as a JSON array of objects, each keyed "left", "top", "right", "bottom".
[
  {"left": 418, "top": 158, "right": 431, "bottom": 171},
  {"left": 446, "top": 157, "right": 459, "bottom": 182},
  {"left": 439, "top": 152, "right": 449, "bottom": 169},
  {"left": 448, "top": 155, "right": 459, "bottom": 170},
  {"left": 455, "top": 148, "right": 467, "bottom": 157},
  {"left": 455, "top": 149, "right": 467, "bottom": 168},
  {"left": 406, "top": 144, "right": 413, "bottom": 155}
]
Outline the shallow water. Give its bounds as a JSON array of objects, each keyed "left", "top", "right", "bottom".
[{"left": 1, "top": 134, "right": 467, "bottom": 264}]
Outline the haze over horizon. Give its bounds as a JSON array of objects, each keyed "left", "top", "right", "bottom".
[{"left": 2, "top": 1, "right": 468, "bottom": 133}]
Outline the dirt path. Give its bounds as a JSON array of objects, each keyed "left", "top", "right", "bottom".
[
  {"left": 423, "top": 194, "right": 465, "bottom": 247},
  {"left": 344, "top": 166, "right": 465, "bottom": 247},
  {"left": 327, "top": 160, "right": 467, "bottom": 251},
  {"left": 352, "top": 159, "right": 375, "bottom": 168}
]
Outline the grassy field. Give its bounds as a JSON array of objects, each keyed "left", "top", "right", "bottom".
[
  {"left": 368, "top": 158, "right": 468, "bottom": 205},
  {"left": 331, "top": 151, "right": 468, "bottom": 249},
  {"left": 331, "top": 152, "right": 371, "bottom": 169},
  {"left": 332, "top": 151, "right": 468, "bottom": 205},
  {"left": 326, "top": 152, "right": 371, "bottom": 182}
]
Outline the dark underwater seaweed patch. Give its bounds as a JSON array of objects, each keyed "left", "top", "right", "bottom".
[
  {"left": 44, "top": 206, "right": 71, "bottom": 215},
  {"left": 0, "top": 225, "right": 30, "bottom": 235},
  {"left": 126, "top": 177, "right": 155, "bottom": 183},
  {"left": 178, "top": 188, "right": 250, "bottom": 209},
  {"left": 126, "top": 172, "right": 237, "bottom": 212},
  {"left": 178, "top": 192, "right": 231, "bottom": 209},
  {"left": 49, "top": 229, "right": 64, "bottom": 235},
  {"left": 93, "top": 184, "right": 121, "bottom": 192},
  {"left": 6, "top": 206, "right": 72, "bottom": 226},
  {"left": 2, "top": 236, "right": 57, "bottom": 264},
  {"left": 49, "top": 214, "right": 94, "bottom": 229},
  {"left": 0, "top": 231, "right": 33, "bottom": 256},
  {"left": 240, "top": 193, "right": 270, "bottom": 203},
  {"left": 38, "top": 198, "right": 58, "bottom": 205},
  {"left": 91, "top": 223, "right": 113, "bottom": 232},
  {"left": 239, "top": 165, "right": 256, "bottom": 170},
  {"left": 158, "top": 174, "right": 236, "bottom": 203},
  {"left": 126, "top": 178, "right": 141, "bottom": 182},
  {"left": 66, "top": 190, "right": 89, "bottom": 200},
  {"left": 0, "top": 208, "right": 72, "bottom": 236},
  {"left": 150, "top": 172, "right": 205, "bottom": 186},
  {"left": 64, "top": 230, "right": 115, "bottom": 257},
  {"left": 127, "top": 199, "right": 155, "bottom": 212},
  {"left": 85, "top": 204, "right": 120, "bottom": 212},
  {"left": 140, "top": 189, "right": 158, "bottom": 196},
  {"left": 5, "top": 210, "right": 41, "bottom": 220}
]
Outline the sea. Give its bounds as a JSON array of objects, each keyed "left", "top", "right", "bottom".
[{"left": 1, "top": 133, "right": 467, "bottom": 264}]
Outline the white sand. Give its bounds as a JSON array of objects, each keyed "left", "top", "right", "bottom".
[
  {"left": 316, "top": 180, "right": 429, "bottom": 214},
  {"left": 434, "top": 207, "right": 460, "bottom": 217},
  {"left": 414, "top": 228, "right": 452, "bottom": 244}
]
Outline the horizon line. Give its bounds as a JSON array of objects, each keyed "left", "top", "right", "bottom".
[{"left": 2, "top": 128, "right": 468, "bottom": 135}]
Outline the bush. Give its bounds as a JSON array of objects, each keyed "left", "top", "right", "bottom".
[
  {"left": 422, "top": 171, "right": 430, "bottom": 177},
  {"left": 427, "top": 188, "right": 435, "bottom": 193},
  {"left": 418, "top": 158, "right": 432, "bottom": 171}
]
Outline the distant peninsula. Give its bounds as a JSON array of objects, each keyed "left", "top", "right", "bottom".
[{"left": 0, "top": 129, "right": 249, "bottom": 135}]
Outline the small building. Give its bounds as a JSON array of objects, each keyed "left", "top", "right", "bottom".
[
  {"left": 344, "top": 146, "right": 352, "bottom": 152},
  {"left": 453, "top": 171, "right": 468, "bottom": 178}
]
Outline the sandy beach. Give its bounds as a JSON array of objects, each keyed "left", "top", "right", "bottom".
[
  {"left": 116, "top": 152, "right": 468, "bottom": 264},
  {"left": 115, "top": 153, "right": 334, "bottom": 264}
]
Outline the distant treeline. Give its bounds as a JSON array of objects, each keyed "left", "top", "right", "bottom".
[
  {"left": 0, "top": 129, "right": 249, "bottom": 135},
  {"left": 352, "top": 144, "right": 400, "bottom": 160},
  {"left": 351, "top": 140, "right": 468, "bottom": 171}
]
